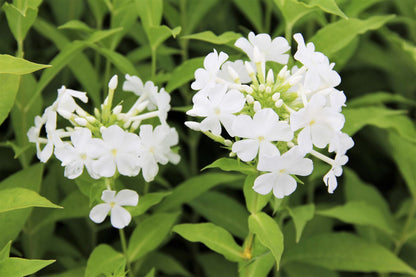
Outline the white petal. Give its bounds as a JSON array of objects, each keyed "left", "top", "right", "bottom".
[
  {"left": 115, "top": 189, "right": 139, "bottom": 206},
  {"left": 273, "top": 174, "right": 297, "bottom": 198},
  {"left": 110, "top": 205, "right": 132, "bottom": 229},
  {"left": 89, "top": 203, "right": 111, "bottom": 223},
  {"left": 253, "top": 173, "right": 274, "bottom": 195},
  {"left": 116, "top": 153, "right": 141, "bottom": 176},
  {"left": 232, "top": 139, "right": 259, "bottom": 162}
]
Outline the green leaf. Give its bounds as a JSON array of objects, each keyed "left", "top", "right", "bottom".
[
  {"left": 145, "top": 252, "right": 191, "bottom": 277},
  {"left": 283, "top": 233, "right": 416, "bottom": 274},
  {"left": 182, "top": 31, "right": 241, "bottom": 45},
  {"left": 173, "top": 223, "right": 243, "bottom": 262},
  {"left": 273, "top": 0, "right": 315, "bottom": 30},
  {"left": 147, "top": 25, "right": 181, "bottom": 50},
  {"left": 249, "top": 212, "right": 284, "bottom": 269},
  {"left": 2, "top": 3, "right": 38, "bottom": 43},
  {"left": 85, "top": 244, "right": 126, "bottom": 277},
  {"left": 0, "top": 55, "right": 50, "bottom": 74},
  {"left": 348, "top": 92, "right": 416, "bottom": 107},
  {"left": 129, "top": 191, "right": 171, "bottom": 217},
  {"left": 0, "top": 257, "right": 54, "bottom": 277},
  {"left": 0, "top": 74, "right": 20, "bottom": 126},
  {"left": 343, "top": 169, "right": 395, "bottom": 226},
  {"left": 342, "top": 107, "right": 416, "bottom": 142},
  {"left": 0, "top": 241, "right": 11, "bottom": 260},
  {"left": 127, "top": 212, "right": 179, "bottom": 262},
  {"left": 33, "top": 18, "right": 101, "bottom": 105},
  {"left": 311, "top": 15, "right": 395, "bottom": 58},
  {"left": 307, "top": 0, "right": 347, "bottom": 19},
  {"left": 287, "top": 204, "right": 315, "bottom": 242},
  {"left": 203, "top": 157, "right": 257, "bottom": 175},
  {"left": 239, "top": 252, "right": 275, "bottom": 277},
  {"left": 134, "top": 0, "right": 163, "bottom": 28},
  {"left": 244, "top": 175, "right": 270, "bottom": 213},
  {"left": 144, "top": 268, "right": 155, "bottom": 277},
  {"left": 284, "top": 262, "right": 339, "bottom": 277},
  {"left": 189, "top": 191, "right": 249, "bottom": 239},
  {"left": 155, "top": 173, "right": 244, "bottom": 212},
  {"left": 231, "top": 0, "right": 263, "bottom": 32},
  {"left": 34, "top": 27, "right": 122, "bottom": 100},
  {"left": 197, "top": 253, "right": 238, "bottom": 277},
  {"left": 185, "top": 0, "right": 219, "bottom": 35},
  {"left": 343, "top": 0, "right": 385, "bottom": 17},
  {"left": 0, "top": 188, "right": 61, "bottom": 213},
  {"left": 388, "top": 132, "right": 416, "bottom": 199},
  {"left": 0, "top": 164, "right": 43, "bottom": 248},
  {"left": 166, "top": 57, "right": 204, "bottom": 92},
  {"left": 317, "top": 201, "right": 395, "bottom": 235},
  {"left": 58, "top": 20, "right": 93, "bottom": 33}
]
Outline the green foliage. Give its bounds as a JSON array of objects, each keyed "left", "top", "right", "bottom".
[{"left": 0, "top": 0, "right": 416, "bottom": 276}]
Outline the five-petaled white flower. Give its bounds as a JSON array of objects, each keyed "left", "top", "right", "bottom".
[
  {"left": 232, "top": 108, "right": 293, "bottom": 161},
  {"left": 186, "top": 84, "right": 245, "bottom": 136},
  {"left": 89, "top": 189, "right": 139, "bottom": 229},
  {"left": 93, "top": 125, "right": 141, "bottom": 177},
  {"left": 254, "top": 147, "right": 313, "bottom": 198}
]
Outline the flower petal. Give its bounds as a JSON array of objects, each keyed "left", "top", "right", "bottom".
[
  {"left": 110, "top": 205, "right": 132, "bottom": 229},
  {"left": 89, "top": 203, "right": 111, "bottom": 224},
  {"left": 114, "top": 189, "right": 139, "bottom": 207}
]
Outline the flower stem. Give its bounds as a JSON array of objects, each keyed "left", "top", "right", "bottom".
[{"left": 119, "top": 229, "right": 134, "bottom": 277}]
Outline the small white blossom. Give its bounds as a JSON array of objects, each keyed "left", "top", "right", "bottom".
[
  {"left": 93, "top": 125, "right": 141, "bottom": 178},
  {"left": 89, "top": 189, "right": 139, "bottom": 229},
  {"left": 254, "top": 147, "right": 313, "bottom": 198},
  {"left": 235, "top": 32, "right": 290, "bottom": 65},
  {"left": 186, "top": 84, "right": 245, "bottom": 136},
  {"left": 54, "top": 128, "right": 104, "bottom": 179},
  {"left": 232, "top": 108, "right": 293, "bottom": 161},
  {"left": 191, "top": 49, "right": 229, "bottom": 92},
  {"left": 323, "top": 154, "right": 349, "bottom": 193},
  {"left": 108, "top": 75, "right": 118, "bottom": 90},
  {"left": 138, "top": 124, "right": 180, "bottom": 182}
]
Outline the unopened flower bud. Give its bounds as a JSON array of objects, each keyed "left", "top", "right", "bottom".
[
  {"left": 108, "top": 75, "right": 118, "bottom": 90},
  {"left": 244, "top": 85, "right": 253, "bottom": 94},
  {"left": 253, "top": 101, "right": 261, "bottom": 112},
  {"left": 246, "top": 95, "right": 254, "bottom": 104},
  {"left": 272, "top": 93, "right": 280, "bottom": 101},
  {"left": 266, "top": 69, "right": 274, "bottom": 84},
  {"left": 184, "top": 121, "right": 201, "bottom": 131},
  {"left": 229, "top": 152, "right": 236, "bottom": 157},
  {"left": 265, "top": 86, "right": 272, "bottom": 94},
  {"left": 275, "top": 99, "right": 284, "bottom": 108},
  {"left": 278, "top": 65, "right": 288, "bottom": 80},
  {"left": 245, "top": 61, "right": 255, "bottom": 76},
  {"left": 224, "top": 139, "right": 232, "bottom": 146},
  {"left": 258, "top": 84, "right": 265, "bottom": 92},
  {"left": 74, "top": 117, "right": 88, "bottom": 126},
  {"left": 227, "top": 66, "right": 240, "bottom": 83},
  {"left": 113, "top": 105, "right": 122, "bottom": 114},
  {"left": 86, "top": 116, "right": 96, "bottom": 123}
]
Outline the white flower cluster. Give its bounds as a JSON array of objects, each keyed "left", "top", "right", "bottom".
[
  {"left": 28, "top": 75, "right": 180, "bottom": 228},
  {"left": 186, "top": 32, "right": 354, "bottom": 198}
]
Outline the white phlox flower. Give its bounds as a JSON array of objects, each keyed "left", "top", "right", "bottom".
[
  {"left": 191, "top": 49, "right": 229, "bottom": 92},
  {"left": 232, "top": 108, "right": 293, "bottom": 161},
  {"left": 290, "top": 94, "right": 345, "bottom": 153},
  {"left": 323, "top": 154, "right": 349, "bottom": 193},
  {"left": 28, "top": 74, "right": 179, "bottom": 182},
  {"left": 54, "top": 128, "right": 104, "bottom": 179},
  {"left": 186, "top": 84, "right": 246, "bottom": 136},
  {"left": 138, "top": 124, "right": 180, "bottom": 182},
  {"left": 89, "top": 189, "right": 139, "bottom": 229},
  {"left": 235, "top": 32, "right": 290, "bottom": 65},
  {"left": 93, "top": 125, "right": 141, "bottom": 178},
  {"left": 186, "top": 31, "right": 354, "bottom": 197},
  {"left": 253, "top": 147, "right": 313, "bottom": 198},
  {"left": 293, "top": 33, "right": 341, "bottom": 91}
]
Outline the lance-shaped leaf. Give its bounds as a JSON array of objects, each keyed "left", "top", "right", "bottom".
[
  {"left": 173, "top": 223, "right": 243, "bottom": 262},
  {"left": 166, "top": 57, "right": 204, "bottom": 92},
  {"left": 181, "top": 31, "right": 241, "bottom": 45},
  {"left": 283, "top": 232, "right": 416, "bottom": 275},
  {"left": 0, "top": 55, "right": 50, "bottom": 75},
  {"left": 0, "top": 258, "right": 54, "bottom": 277},
  {"left": 0, "top": 74, "right": 20, "bottom": 126},
  {"left": 244, "top": 175, "right": 270, "bottom": 213},
  {"left": 0, "top": 188, "right": 61, "bottom": 213},
  {"left": 203, "top": 158, "right": 257, "bottom": 175},
  {"left": 85, "top": 244, "right": 126, "bottom": 277},
  {"left": 287, "top": 204, "right": 315, "bottom": 242},
  {"left": 248, "top": 212, "right": 284, "bottom": 269},
  {"left": 2, "top": 3, "right": 38, "bottom": 43}
]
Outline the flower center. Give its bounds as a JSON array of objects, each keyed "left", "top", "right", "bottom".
[
  {"left": 80, "top": 153, "right": 87, "bottom": 160},
  {"left": 279, "top": 169, "right": 286, "bottom": 174},
  {"left": 214, "top": 108, "right": 221, "bottom": 115},
  {"left": 309, "top": 120, "right": 316, "bottom": 126},
  {"left": 111, "top": 149, "right": 117, "bottom": 156},
  {"left": 110, "top": 202, "right": 116, "bottom": 208},
  {"left": 258, "top": 136, "right": 265, "bottom": 142}
]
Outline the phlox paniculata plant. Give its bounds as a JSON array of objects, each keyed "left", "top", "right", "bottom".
[
  {"left": 27, "top": 75, "right": 180, "bottom": 229},
  {"left": 186, "top": 32, "right": 354, "bottom": 198}
]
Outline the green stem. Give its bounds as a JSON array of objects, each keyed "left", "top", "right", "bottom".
[
  {"left": 394, "top": 200, "right": 416, "bottom": 255},
  {"left": 119, "top": 229, "right": 134, "bottom": 277},
  {"left": 285, "top": 23, "right": 293, "bottom": 46},
  {"left": 151, "top": 47, "right": 157, "bottom": 80}
]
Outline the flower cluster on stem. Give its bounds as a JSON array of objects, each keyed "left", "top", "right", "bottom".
[
  {"left": 186, "top": 32, "right": 354, "bottom": 198},
  {"left": 28, "top": 75, "right": 180, "bottom": 228}
]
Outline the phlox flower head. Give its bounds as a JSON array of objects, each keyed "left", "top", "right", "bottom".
[
  {"left": 27, "top": 74, "right": 180, "bottom": 182},
  {"left": 89, "top": 189, "right": 139, "bottom": 229},
  {"left": 186, "top": 31, "right": 354, "bottom": 198}
]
